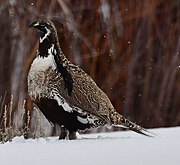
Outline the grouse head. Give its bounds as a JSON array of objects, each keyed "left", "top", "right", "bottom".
[
  {"left": 28, "top": 18, "right": 61, "bottom": 58},
  {"left": 28, "top": 18, "right": 58, "bottom": 43}
]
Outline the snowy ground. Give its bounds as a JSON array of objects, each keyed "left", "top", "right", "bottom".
[{"left": 0, "top": 127, "right": 180, "bottom": 165}]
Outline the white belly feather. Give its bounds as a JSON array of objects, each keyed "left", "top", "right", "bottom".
[{"left": 28, "top": 44, "right": 56, "bottom": 100}]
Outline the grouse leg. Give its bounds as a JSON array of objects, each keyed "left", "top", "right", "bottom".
[
  {"left": 68, "top": 131, "right": 77, "bottom": 140},
  {"left": 59, "top": 126, "right": 68, "bottom": 140}
]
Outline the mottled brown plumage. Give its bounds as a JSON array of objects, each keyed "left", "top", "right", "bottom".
[{"left": 28, "top": 18, "right": 153, "bottom": 139}]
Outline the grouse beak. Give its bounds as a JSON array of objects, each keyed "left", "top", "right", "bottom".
[
  {"left": 28, "top": 23, "right": 34, "bottom": 28},
  {"left": 28, "top": 21, "right": 39, "bottom": 28}
]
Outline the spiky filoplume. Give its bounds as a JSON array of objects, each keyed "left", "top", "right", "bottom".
[{"left": 28, "top": 18, "right": 153, "bottom": 139}]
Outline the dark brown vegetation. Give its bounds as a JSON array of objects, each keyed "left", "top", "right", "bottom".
[{"left": 0, "top": 0, "right": 179, "bottom": 137}]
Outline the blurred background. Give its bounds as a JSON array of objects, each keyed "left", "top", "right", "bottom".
[{"left": 0, "top": 0, "right": 179, "bottom": 137}]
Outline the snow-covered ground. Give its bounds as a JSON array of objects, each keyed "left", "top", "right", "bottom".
[{"left": 0, "top": 127, "right": 180, "bottom": 165}]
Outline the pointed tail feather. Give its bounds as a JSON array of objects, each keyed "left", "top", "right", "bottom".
[{"left": 110, "top": 111, "right": 155, "bottom": 137}]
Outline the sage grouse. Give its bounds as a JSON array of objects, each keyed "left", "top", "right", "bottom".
[{"left": 28, "top": 18, "right": 153, "bottom": 139}]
